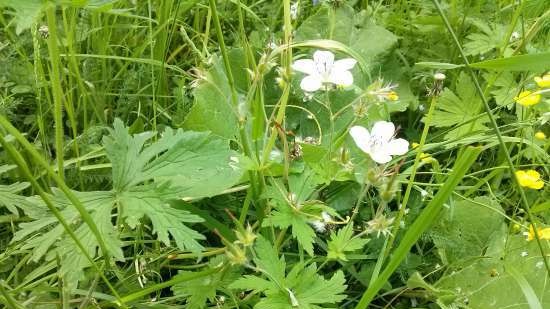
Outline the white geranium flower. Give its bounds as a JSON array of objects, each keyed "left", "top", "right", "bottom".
[
  {"left": 292, "top": 50, "right": 357, "bottom": 92},
  {"left": 349, "top": 121, "right": 409, "bottom": 164}
]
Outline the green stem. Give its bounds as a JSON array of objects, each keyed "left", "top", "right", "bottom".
[
  {"left": 385, "top": 94, "right": 439, "bottom": 257},
  {"left": 45, "top": 5, "right": 66, "bottom": 181}
]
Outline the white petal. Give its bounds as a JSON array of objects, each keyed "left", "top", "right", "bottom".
[
  {"left": 369, "top": 150, "right": 393, "bottom": 164},
  {"left": 334, "top": 58, "right": 357, "bottom": 71},
  {"left": 349, "top": 126, "right": 371, "bottom": 153},
  {"left": 300, "top": 75, "right": 322, "bottom": 92},
  {"left": 387, "top": 138, "right": 409, "bottom": 155},
  {"left": 313, "top": 50, "right": 334, "bottom": 73},
  {"left": 371, "top": 121, "right": 396, "bottom": 142},
  {"left": 329, "top": 70, "right": 353, "bottom": 87},
  {"left": 292, "top": 59, "right": 316, "bottom": 75}
]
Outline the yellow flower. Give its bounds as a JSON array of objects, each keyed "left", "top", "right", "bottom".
[
  {"left": 535, "top": 131, "right": 546, "bottom": 140},
  {"left": 387, "top": 91, "right": 399, "bottom": 101},
  {"left": 526, "top": 225, "right": 550, "bottom": 241},
  {"left": 534, "top": 74, "right": 550, "bottom": 88},
  {"left": 515, "top": 170, "right": 544, "bottom": 190},
  {"left": 514, "top": 90, "right": 541, "bottom": 107},
  {"left": 411, "top": 143, "right": 434, "bottom": 163}
]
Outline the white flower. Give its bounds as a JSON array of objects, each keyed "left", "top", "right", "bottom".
[
  {"left": 309, "top": 211, "right": 332, "bottom": 233},
  {"left": 349, "top": 121, "right": 409, "bottom": 164},
  {"left": 292, "top": 50, "right": 357, "bottom": 92},
  {"left": 310, "top": 220, "right": 327, "bottom": 233},
  {"left": 290, "top": 2, "right": 299, "bottom": 20}
]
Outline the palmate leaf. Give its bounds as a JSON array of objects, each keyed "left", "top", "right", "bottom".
[
  {"left": 262, "top": 170, "right": 333, "bottom": 256},
  {"left": 118, "top": 184, "right": 205, "bottom": 252},
  {"left": 327, "top": 223, "right": 369, "bottom": 261},
  {"left": 229, "top": 237, "right": 347, "bottom": 309},
  {"left": 11, "top": 119, "right": 244, "bottom": 289},
  {"left": 426, "top": 72, "right": 491, "bottom": 140},
  {"left": 171, "top": 257, "right": 240, "bottom": 309},
  {"left": 0, "top": 165, "right": 29, "bottom": 215},
  {"left": 11, "top": 189, "right": 123, "bottom": 289},
  {"left": 105, "top": 118, "right": 243, "bottom": 198}
]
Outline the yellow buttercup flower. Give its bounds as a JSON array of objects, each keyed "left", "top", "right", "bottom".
[
  {"left": 411, "top": 142, "right": 434, "bottom": 163},
  {"left": 535, "top": 131, "right": 546, "bottom": 140},
  {"left": 515, "top": 170, "right": 544, "bottom": 190},
  {"left": 387, "top": 91, "right": 399, "bottom": 101},
  {"left": 534, "top": 74, "right": 550, "bottom": 88},
  {"left": 525, "top": 225, "right": 550, "bottom": 241},
  {"left": 514, "top": 90, "right": 541, "bottom": 107}
]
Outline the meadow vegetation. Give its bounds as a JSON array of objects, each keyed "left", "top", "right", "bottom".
[{"left": 0, "top": 0, "right": 549, "bottom": 308}]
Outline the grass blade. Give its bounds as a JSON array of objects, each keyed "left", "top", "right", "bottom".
[{"left": 354, "top": 146, "right": 483, "bottom": 308}]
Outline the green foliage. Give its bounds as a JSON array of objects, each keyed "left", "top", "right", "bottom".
[
  {"left": 327, "top": 223, "right": 368, "bottom": 261},
  {"left": 427, "top": 72, "right": 491, "bottom": 140},
  {"left": 230, "top": 236, "right": 347, "bottom": 309},
  {"left": 436, "top": 235, "right": 550, "bottom": 308},
  {"left": 430, "top": 197, "right": 505, "bottom": 264},
  {"left": 0, "top": 0, "right": 548, "bottom": 308},
  {"left": 0, "top": 165, "right": 29, "bottom": 215}
]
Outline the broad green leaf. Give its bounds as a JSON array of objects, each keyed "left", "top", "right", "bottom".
[
  {"left": 430, "top": 197, "right": 505, "bottom": 264},
  {"left": 0, "top": 0, "right": 46, "bottom": 34},
  {"left": 470, "top": 52, "right": 550, "bottom": 71},
  {"left": 427, "top": 72, "right": 491, "bottom": 140},
  {"left": 183, "top": 49, "right": 247, "bottom": 139},
  {"left": 489, "top": 71, "right": 521, "bottom": 107},
  {"left": 436, "top": 235, "right": 550, "bottom": 308},
  {"left": 262, "top": 170, "right": 332, "bottom": 255},
  {"left": 105, "top": 118, "right": 243, "bottom": 198},
  {"left": 295, "top": 5, "right": 397, "bottom": 69}
]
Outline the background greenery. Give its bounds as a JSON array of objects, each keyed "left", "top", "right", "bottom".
[{"left": 0, "top": 0, "right": 548, "bottom": 308}]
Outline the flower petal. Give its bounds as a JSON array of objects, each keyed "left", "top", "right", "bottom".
[
  {"left": 334, "top": 58, "right": 357, "bottom": 71},
  {"left": 369, "top": 150, "right": 393, "bottom": 164},
  {"left": 300, "top": 75, "right": 323, "bottom": 92},
  {"left": 313, "top": 50, "right": 334, "bottom": 73},
  {"left": 371, "top": 121, "right": 396, "bottom": 142},
  {"left": 349, "top": 125, "right": 371, "bottom": 153},
  {"left": 292, "top": 59, "right": 316, "bottom": 75},
  {"left": 526, "top": 170, "right": 541, "bottom": 180},
  {"left": 387, "top": 138, "right": 409, "bottom": 155},
  {"left": 329, "top": 70, "right": 353, "bottom": 87},
  {"left": 531, "top": 180, "right": 544, "bottom": 190}
]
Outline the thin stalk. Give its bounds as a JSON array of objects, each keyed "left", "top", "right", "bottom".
[
  {"left": 432, "top": 0, "right": 550, "bottom": 276},
  {"left": 0, "top": 281, "right": 25, "bottom": 309},
  {"left": 208, "top": 0, "right": 259, "bottom": 212},
  {"left": 385, "top": 94, "right": 439, "bottom": 257},
  {"left": 45, "top": 5, "right": 66, "bottom": 180}
]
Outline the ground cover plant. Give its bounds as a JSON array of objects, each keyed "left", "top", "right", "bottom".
[{"left": 0, "top": 0, "right": 549, "bottom": 308}]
